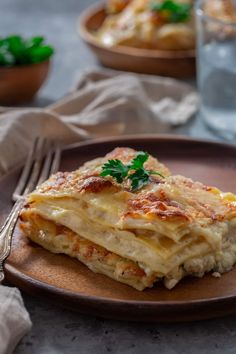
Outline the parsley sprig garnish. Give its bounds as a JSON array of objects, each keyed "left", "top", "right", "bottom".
[
  {"left": 0, "top": 35, "right": 54, "bottom": 67},
  {"left": 100, "top": 151, "right": 164, "bottom": 191},
  {"left": 150, "top": 0, "right": 191, "bottom": 23},
  {"left": 100, "top": 159, "right": 129, "bottom": 184}
]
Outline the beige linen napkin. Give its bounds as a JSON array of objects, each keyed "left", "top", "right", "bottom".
[
  {"left": 0, "top": 69, "right": 198, "bottom": 176},
  {"left": 0, "top": 286, "right": 32, "bottom": 354}
]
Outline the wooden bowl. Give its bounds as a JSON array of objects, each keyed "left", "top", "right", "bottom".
[
  {"left": 79, "top": 4, "right": 196, "bottom": 78},
  {"left": 0, "top": 60, "right": 50, "bottom": 105}
]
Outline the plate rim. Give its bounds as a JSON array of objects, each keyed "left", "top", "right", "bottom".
[
  {"left": 63, "top": 133, "right": 236, "bottom": 152},
  {"left": 5, "top": 263, "right": 236, "bottom": 307},
  {"left": 2, "top": 133, "right": 235, "bottom": 183}
]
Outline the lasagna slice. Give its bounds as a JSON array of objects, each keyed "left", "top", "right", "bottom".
[{"left": 20, "top": 147, "right": 236, "bottom": 290}]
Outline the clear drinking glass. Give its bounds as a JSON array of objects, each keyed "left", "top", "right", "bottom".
[{"left": 196, "top": 0, "right": 236, "bottom": 140}]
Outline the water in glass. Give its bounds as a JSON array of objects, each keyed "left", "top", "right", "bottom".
[{"left": 198, "top": 38, "right": 236, "bottom": 139}]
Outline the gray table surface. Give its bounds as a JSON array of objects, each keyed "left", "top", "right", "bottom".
[{"left": 1, "top": 1, "right": 236, "bottom": 353}]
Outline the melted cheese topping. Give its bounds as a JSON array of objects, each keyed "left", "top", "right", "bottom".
[{"left": 20, "top": 147, "right": 236, "bottom": 290}]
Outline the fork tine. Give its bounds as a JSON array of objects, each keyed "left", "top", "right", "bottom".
[
  {"left": 37, "top": 141, "right": 61, "bottom": 185},
  {"left": 50, "top": 142, "right": 61, "bottom": 175},
  {"left": 13, "top": 138, "right": 61, "bottom": 203},
  {"left": 12, "top": 137, "right": 39, "bottom": 202},
  {"left": 37, "top": 140, "right": 54, "bottom": 185},
  {"left": 22, "top": 137, "right": 46, "bottom": 196},
  {"left": 36, "top": 141, "right": 61, "bottom": 187}
]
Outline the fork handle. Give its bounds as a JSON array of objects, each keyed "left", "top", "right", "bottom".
[{"left": 0, "top": 198, "right": 25, "bottom": 283}]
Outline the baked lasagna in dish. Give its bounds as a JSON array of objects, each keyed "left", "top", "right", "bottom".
[
  {"left": 96, "top": 0, "right": 195, "bottom": 50},
  {"left": 20, "top": 147, "right": 236, "bottom": 290}
]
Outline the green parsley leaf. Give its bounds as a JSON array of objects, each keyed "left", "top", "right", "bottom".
[
  {"left": 128, "top": 151, "right": 149, "bottom": 170},
  {"left": 128, "top": 168, "right": 150, "bottom": 191},
  {"left": 100, "top": 159, "right": 129, "bottom": 183},
  {"left": 147, "top": 170, "right": 165, "bottom": 178},
  {"left": 150, "top": 0, "right": 191, "bottom": 23},
  {"left": 28, "top": 45, "right": 54, "bottom": 64},
  {"left": 0, "top": 50, "right": 14, "bottom": 66},
  {"left": 6, "top": 35, "right": 27, "bottom": 65},
  {"left": 28, "top": 36, "right": 44, "bottom": 48},
  {"left": 0, "top": 35, "right": 54, "bottom": 67}
]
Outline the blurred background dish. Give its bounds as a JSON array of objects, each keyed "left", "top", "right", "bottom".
[
  {"left": 0, "top": 35, "right": 54, "bottom": 105},
  {"left": 79, "top": 2, "right": 196, "bottom": 78},
  {"left": 96, "top": 0, "right": 195, "bottom": 51}
]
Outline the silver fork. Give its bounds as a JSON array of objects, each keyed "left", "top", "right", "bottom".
[{"left": 0, "top": 137, "right": 61, "bottom": 283}]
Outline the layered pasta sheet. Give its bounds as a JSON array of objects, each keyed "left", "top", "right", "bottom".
[{"left": 20, "top": 148, "right": 236, "bottom": 290}]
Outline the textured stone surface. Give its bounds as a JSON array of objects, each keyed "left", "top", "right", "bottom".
[
  {"left": 15, "top": 294, "right": 236, "bottom": 354},
  {"left": 1, "top": 0, "right": 236, "bottom": 353}
]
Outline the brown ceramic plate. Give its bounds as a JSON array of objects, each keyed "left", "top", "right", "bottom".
[
  {"left": 78, "top": 4, "right": 196, "bottom": 78},
  {"left": 2, "top": 135, "right": 236, "bottom": 322}
]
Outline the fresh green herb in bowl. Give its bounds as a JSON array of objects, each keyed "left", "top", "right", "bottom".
[
  {"left": 0, "top": 35, "right": 54, "bottom": 104},
  {"left": 0, "top": 35, "right": 54, "bottom": 67}
]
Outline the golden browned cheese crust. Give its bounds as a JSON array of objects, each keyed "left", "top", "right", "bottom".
[
  {"left": 36, "top": 147, "right": 170, "bottom": 195},
  {"left": 34, "top": 147, "right": 236, "bottom": 226}
]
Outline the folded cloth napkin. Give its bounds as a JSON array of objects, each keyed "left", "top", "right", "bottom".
[
  {"left": 0, "top": 286, "right": 32, "bottom": 354},
  {"left": 0, "top": 68, "right": 198, "bottom": 176}
]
